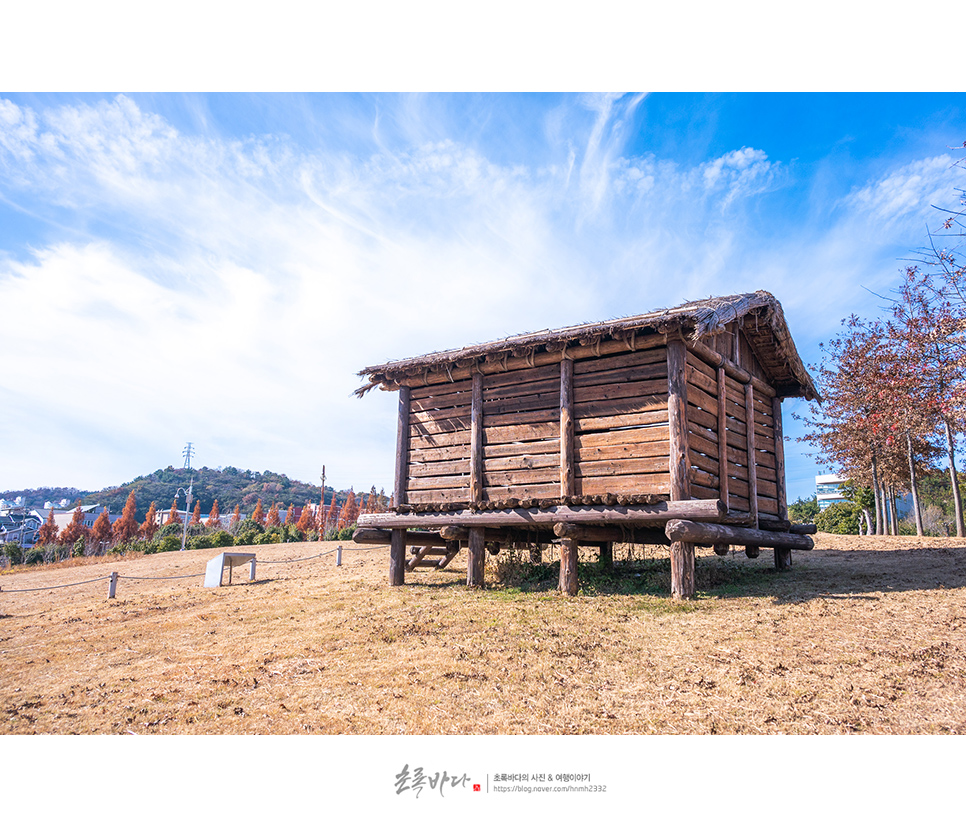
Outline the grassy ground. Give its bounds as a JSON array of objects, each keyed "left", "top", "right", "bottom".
[{"left": 2, "top": 533, "right": 965, "bottom": 734}]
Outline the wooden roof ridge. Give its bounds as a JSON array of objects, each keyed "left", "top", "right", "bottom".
[{"left": 356, "top": 290, "right": 818, "bottom": 400}]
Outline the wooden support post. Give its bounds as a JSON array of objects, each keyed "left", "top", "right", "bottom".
[
  {"left": 667, "top": 339, "right": 695, "bottom": 599},
  {"left": 470, "top": 372, "right": 484, "bottom": 505},
  {"left": 745, "top": 546, "right": 760, "bottom": 559},
  {"left": 774, "top": 547, "right": 792, "bottom": 570},
  {"left": 394, "top": 386, "right": 411, "bottom": 508},
  {"left": 717, "top": 366, "right": 730, "bottom": 512},
  {"left": 390, "top": 529, "right": 406, "bottom": 586},
  {"left": 598, "top": 541, "right": 613, "bottom": 572},
  {"left": 559, "top": 537, "right": 578, "bottom": 595},
  {"left": 667, "top": 340, "right": 691, "bottom": 503},
  {"left": 108, "top": 571, "right": 119, "bottom": 599},
  {"left": 670, "top": 542, "right": 695, "bottom": 599},
  {"left": 744, "top": 383, "right": 758, "bottom": 527},
  {"left": 772, "top": 396, "right": 787, "bottom": 522},
  {"left": 467, "top": 527, "right": 485, "bottom": 587},
  {"left": 560, "top": 357, "right": 575, "bottom": 500}
]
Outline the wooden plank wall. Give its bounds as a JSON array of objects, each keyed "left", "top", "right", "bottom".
[
  {"left": 572, "top": 346, "right": 671, "bottom": 495},
  {"left": 685, "top": 347, "right": 781, "bottom": 520},
  {"left": 407, "top": 379, "right": 473, "bottom": 503},
  {"left": 482, "top": 364, "right": 561, "bottom": 501}
]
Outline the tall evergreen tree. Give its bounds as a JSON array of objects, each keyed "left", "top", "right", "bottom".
[
  {"left": 140, "top": 501, "right": 159, "bottom": 539},
  {"left": 112, "top": 491, "right": 139, "bottom": 543},
  {"left": 206, "top": 499, "right": 222, "bottom": 529}
]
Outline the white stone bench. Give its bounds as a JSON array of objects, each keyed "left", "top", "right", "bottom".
[{"left": 204, "top": 552, "right": 256, "bottom": 588}]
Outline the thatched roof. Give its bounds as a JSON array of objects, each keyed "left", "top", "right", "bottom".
[{"left": 357, "top": 290, "right": 819, "bottom": 400}]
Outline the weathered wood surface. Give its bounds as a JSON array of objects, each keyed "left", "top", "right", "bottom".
[
  {"left": 667, "top": 339, "right": 691, "bottom": 502},
  {"left": 744, "top": 383, "right": 759, "bottom": 525},
  {"left": 665, "top": 520, "right": 814, "bottom": 550},
  {"left": 470, "top": 372, "right": 484, "bottom": 504},
  {"left": 772, "top": 395, "right": 788, "bottom": 521},
  {"left": 394, "top": 386, "right": 411, "bottom": 507},
  {"left": 357, "top": 499, "right": 727, "bottom": 530},
  {"left": 467, "top": 527, "right": 485, "bottom": 587},
  {"left": 381, "top": 332, "right": 669, "bottom": 390},
  {"left": 671, "top": 541, "right": 695, "bottom": 599},
  {"left": 353, "top": 528, "right": 447, "bottom": 547},
  {"left": 560, "top": 357, "right": 575, "bottom": 499},
  {"left": 559, "top": 538, "right": 578, "bottom": 595},
  {"left": 552, "top": 522, "right": 671, "bottom": 545},
  {"left": 389, "top": 529, "right": 407, "bottom": 586}
]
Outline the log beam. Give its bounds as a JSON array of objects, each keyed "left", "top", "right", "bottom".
[
  {"left": 665, "top": 520, "right": 814, "bottom": 551},
  {"left": 552, "top": 522, "right": 671, "bottom": 545},
  {"left": 353, "top": 528, "right": 447, "bottom": 547},
  {"left": 357, "top": 499, "right": 727, "bottom": 530}
]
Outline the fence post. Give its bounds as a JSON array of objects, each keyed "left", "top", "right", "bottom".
[
  {"left": 249, "top": 557, "right": 256, "bottom": 582},
  {"left": 108, "top": 572, "right": 119, "bottom": 599},
  {"left": 337, "top": 546, "right": 343, "bottom": 566}
]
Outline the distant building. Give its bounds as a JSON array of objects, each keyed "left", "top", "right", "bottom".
[{"left": 816, "top": 473, "right": 849, "bottom": 510}]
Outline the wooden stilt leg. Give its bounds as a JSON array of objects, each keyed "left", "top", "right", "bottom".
[
  {"left": 390, "top": 529, "right": 407, "bottom": 586},
  {"left": 467, "top": 527, "right": 485, "bottom": 587},
  {"left": 671, "top": 540, "right": 695, "bottom": 599},
  {"left": 559, "top": 537, "right": 578, "bottom": 595},
  {"left": 774, "top": 547, "right": 792, "bottom": 570},
  {"left": 598, "top": 541, "right": 613, "bottom": 572}
]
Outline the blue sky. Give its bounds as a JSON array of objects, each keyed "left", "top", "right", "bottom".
[{"left": 2, "top": 91, "right": 964, "bottom": 504}]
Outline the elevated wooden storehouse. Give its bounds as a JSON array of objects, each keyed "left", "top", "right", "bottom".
[{"left": 354, "top": 291, "right": 819, "bottom": 598}]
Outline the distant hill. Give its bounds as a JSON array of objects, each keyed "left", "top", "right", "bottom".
[{"left": 3, "top": 467, "right": 385, "bottom": 523}]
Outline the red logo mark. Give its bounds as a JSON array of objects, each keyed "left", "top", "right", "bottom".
[{"left": 473, "top": 784, "right": 481, "bottom": 792}]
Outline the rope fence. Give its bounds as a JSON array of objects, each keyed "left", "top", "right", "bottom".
[{"left": 0, "top": 543, "right": 385, "bottom": 601}]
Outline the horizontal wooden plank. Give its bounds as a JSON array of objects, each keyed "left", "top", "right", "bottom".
[
  {"left": 408, "top": 458, "right": 471, "bottom": 478},
  {"left": 483, "top": 438, "right": 560, "bottom": 458},
  {"left": 408, "top": 473, "right": 471, "bottom": 490},
  {"left": 574, "top": 377, "right": 668, "bottom": 406},
  {"left": 688, "top": 452, "right": 719, "bottom": 479},
  {"left": 690, "top": 468, "right": 719, "bottom": 490},
  {"left": 576, "top": 424, "right": 669, "bottom": 448},
  {"left": 484, "top": 379, "right": 560, "bottom": 403},
  {"left": 575, "top": 361, "right": 666, "bottom": 389},
  {"left": 483, "top": 407, "right": 560, "bottom": 428},
  {"left": 410, "top": 389, "right": 472, "bottom": 412},
  {"left": 484, "top": 422, "right": 559, "bottom": 445},
  {"left": 483, "top": 484, "right": 563, "bottom": 501},
  {"left": 484, "top": 452, "right": 560, "bottom": 473},
  {"left": 575, "top": 346, "right": 666, "bottom": 375},
  {"left": 690, "top": 483, "right": 719, "bottom": 501},
  {"left": 688, "top": 431, "right": 719, "bottom": 461},
  {"left": 484, "top": 392, "right": 560, "bottom": 416},
  {"left": 410, "top": 444, "right": 471, "bottom": 464},
  {"left": 411, "top": 412, "right": 472, "bottom": 436},
  {"left": 685, "top": 349, "right": 718, "bottom": 382},
  {"left": 758, "top": 495, "right": 779, "bottom": 515},
  {"left": 756, "top": 479, "right": 778, "bottom": 500},
  {"left": 482, "top": 363, "right": 560, "bottom": 391},
  {"left": 406, "top": 487, "right": 471, "bottom": 503},
  {"left": 410, "top": 379, "right": 474, "bottom": 400},
  {"left": 410, "top": 427, "right": 470, "bottom": 449},
  {"left": 484, "top": 468, "right": 561, "bottom": 487},
  {"left": 574, "top": 439, "right": 669, "bottom": 463},
  {"left": 575, "top": 407, "right": 669, "bottom": 433},
  {"left": 575, "top": 456, "right": 669, "bottom": 479},
  {"left": 576, "top": 472, "right": 672, "bottom": 494},
  {"left": 575, "top": 393, "right": 669, "bottom": 421},
  {"left": 685, "top": 362, "right": 718, "bottom": 399}
]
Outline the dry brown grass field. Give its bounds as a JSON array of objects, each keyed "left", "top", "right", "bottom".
[{"left": 2, "top": 533, "right": 965, "bottom": 735}]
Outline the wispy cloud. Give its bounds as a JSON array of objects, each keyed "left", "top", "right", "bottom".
[{"left": 1, "top": 93, "right": 962, "bottom": 497}]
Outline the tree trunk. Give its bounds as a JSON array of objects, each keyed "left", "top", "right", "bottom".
[
  {"left": 890, "top": 485, "right": 899, "bottom": 536},
  {"left": 862, "top": 508, "right": 873, "bottom": 536},
  {"left": 906, "top": 430, "right": 924, "bottom": 536},
  {"left": 945, "top": 419, "right": 965, "bottom": 538},
  {"left": 871, "top": 454, "right": 883, "bottom": 535}
]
